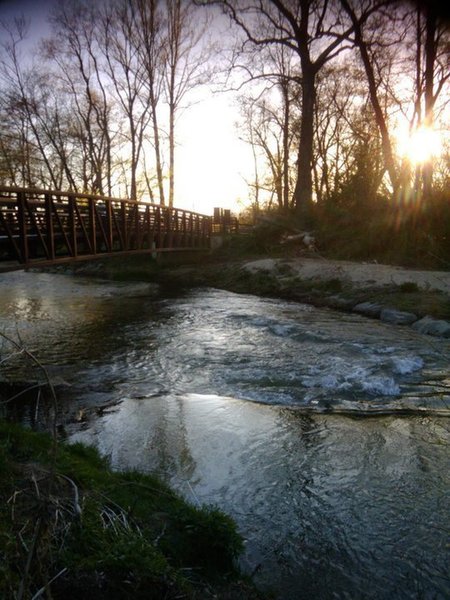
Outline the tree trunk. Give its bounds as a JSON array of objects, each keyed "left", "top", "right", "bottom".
[
  {"left": 340, "top": 0, "right": 398, "bottom": 194},
  {"left": 422, "top": 1, "right": 437, "bottom": 197},
  {"left": 168, "top": 93, "right": 175, "bottom": 208},
  {"left": 281, "top": 80, "right": 290, "bottom": 210},
  {"left": 129, "top": 120, "right": 137, "bottom": 201},
  {"left": 150, "top": 84, "right": 166, "bottom": 206},
  {"left": 292, "top": 68, "right": 315, "bottom": 217}
]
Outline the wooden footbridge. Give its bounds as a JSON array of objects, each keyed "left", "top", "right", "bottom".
[{"left": 0, "top": 186, "right": 217, "bottom": 272}]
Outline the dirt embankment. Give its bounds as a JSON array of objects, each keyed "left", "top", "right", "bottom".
[
  {"left": 243, "top": 257, "right": 450, "bottom": 294},
  {"left": 241, "top": 257, "right": 450, "bottom": 337}
]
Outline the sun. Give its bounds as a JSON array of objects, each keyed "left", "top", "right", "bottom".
[{"left": 396, "top": 125, "right": 442, "bottom": 166}]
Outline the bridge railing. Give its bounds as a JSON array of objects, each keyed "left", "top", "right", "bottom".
[{"left": 0, "top": 186, "right": 211, "bottom": 269}]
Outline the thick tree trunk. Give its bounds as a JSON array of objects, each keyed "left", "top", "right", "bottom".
[{"left": 292, "top": 69, "right": 315, "bottom": 217}]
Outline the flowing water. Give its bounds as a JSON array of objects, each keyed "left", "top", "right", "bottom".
[{"left": 0, "top": 271, "right": 449, "bottom": 599}]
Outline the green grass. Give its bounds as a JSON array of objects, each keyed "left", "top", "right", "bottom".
[{"left": 0, "top": 420, "right": 252, "bottom": 599}]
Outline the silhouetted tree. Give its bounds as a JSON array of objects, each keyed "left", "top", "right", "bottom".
[{"left": 200, "top": 0, "right": 354, "bottom": 220}]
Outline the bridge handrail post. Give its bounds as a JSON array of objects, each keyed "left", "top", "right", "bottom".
[
  {"left": 205, "top": 216, "right": 212, "bottom": 248},
  {"left": 181, "top": 211, "right": 187, "bottom": 246},
  {"left": 88, "top": 197, "right": 97, "bottom": 255},
  {"left": 188, "top": 213, "right": 194, "bottom": 247},
  {"left": 155, "top": 206, "right": 161, "bottom": 248},
  {"left": 166, "top": 209, "right": 172, "bottom": 248},
  {"left": 105, "top": 199, "right": 113, "bottom": 252},
  {"left": 121, "top": 201, "right": 128, "bottom": 250},
  {"left": 144, "top": 205, "right": 152, "bottom": 249},
  {"left": 171, "top": 208, "right": 180, "bottom": 248},
  {"left": 68, "top": 194, "right": 78, "bottom": 258},
  {"left": 45, "top": 193, "right": 55, "bottom": 260},
  {"left": 134, "top": 203, "right": 140, "bottom": 249},
  {"left": 196, "top": 214, "right": 201, "bottom": 247},
  {"left": 17, "top": 191, "right": 29, "bottom": 264}
]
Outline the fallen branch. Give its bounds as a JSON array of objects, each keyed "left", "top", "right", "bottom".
[
  {"left": 0, "top": 331, "right": 59, "bottom": 444},
  {"left": 30, "top": 567, "right": 68, "bottom": 600}
]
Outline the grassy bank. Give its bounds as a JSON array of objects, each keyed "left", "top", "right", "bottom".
[{"left": 0, "top": 420, "right": 263, "bottom": 599}]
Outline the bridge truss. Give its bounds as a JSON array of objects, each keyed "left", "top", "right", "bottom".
[{"left": 0, "top": 187, "right": 211, "bottom": 272}]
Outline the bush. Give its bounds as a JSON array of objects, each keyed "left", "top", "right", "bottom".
[{"left": 314, "top": 188, "right": 450, "bottom": 269}]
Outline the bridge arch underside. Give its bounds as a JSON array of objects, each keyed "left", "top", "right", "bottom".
[{"left": 0, "top": 188, "right": 211, "bottom": 272}]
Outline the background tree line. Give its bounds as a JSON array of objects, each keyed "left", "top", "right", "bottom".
[
  {"left": 0, "top": 0, "right": 449, "bottom": 265},
  {"left": 0, "top": 0, "right": 210, "bottom": 206}
]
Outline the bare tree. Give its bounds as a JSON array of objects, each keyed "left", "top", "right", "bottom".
[
  {"left": 339, "top": 0, "right": 402, "bottom": 196},
  {"left": 100, "top": 0, "right": 153, "bottom": 200},
  {"left": 42, "top": 1, "right": 117, "bottom": 194},
  {"left": 163, "top": 0, "right": 211, "bottom": 207},
  {"left": 340, "top": 0, "right": 449, "bottom": 199},
  {"left": 0, "top": 18, "right": 66, "bottom": 189},
  {"left": 239, "top": 87, "right": 298, "bottom": 210},
  {"left": 313, "top": 64, "right": 354, "bottom": 203},
  {"left": 134, "top": 0, "right": 167, "bottom": 205},
  {"left": 414, "top": 0, "right": 449, "bottom": 195},
  {"left": 201, "top": 0, "right": 354, "bottom": 219}
]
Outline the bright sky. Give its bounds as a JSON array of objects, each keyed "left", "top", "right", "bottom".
[{"left": 176, "top": 93, "right": 254, "bottom": 215}]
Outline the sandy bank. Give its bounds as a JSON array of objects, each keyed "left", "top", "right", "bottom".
[{"left": 243, "top": 257, "right": 450, "bottom": 295}]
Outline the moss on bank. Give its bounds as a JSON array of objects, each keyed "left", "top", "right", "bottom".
[{"left": 0, "top": 420, "right": 263, "bottom": 599}]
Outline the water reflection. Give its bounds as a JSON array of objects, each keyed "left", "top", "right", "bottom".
[
  {"left": 0, "top": 272, "right": 161, "bottom": 376},
  {"left": 70, "top": 394, "right": 450, "bottom": 600}
]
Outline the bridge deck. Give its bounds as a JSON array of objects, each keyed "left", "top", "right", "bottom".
[{"left": 0, "top": 187, "right": 211, "bottom": 272}]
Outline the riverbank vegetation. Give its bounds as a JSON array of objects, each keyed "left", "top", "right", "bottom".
[
  {"left": 0, "top": 419, "right": 265, "bottom": 599},
  {"left": 233, "top": 190, "right": 450, "bottom": 271}
]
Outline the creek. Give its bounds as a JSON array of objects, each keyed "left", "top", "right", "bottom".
[{"left": 0, "top": 271, "right": 449, "bottom": 599}]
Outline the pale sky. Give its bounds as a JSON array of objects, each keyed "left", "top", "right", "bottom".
[{"left": 0, "top": 0, "right": 53, "bottom": 31}]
